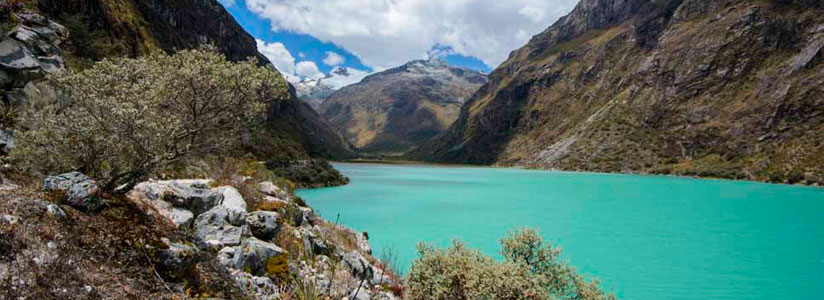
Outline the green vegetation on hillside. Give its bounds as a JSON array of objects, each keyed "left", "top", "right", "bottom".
[{"left": 11, "top": 48, "right": 287, "bottom": 191}]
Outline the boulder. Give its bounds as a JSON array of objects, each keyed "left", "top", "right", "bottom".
[
  {"left": 129, "top": 180, "right": 221, "bottom": 216},
  {"left": 342, "top": 251, "right": 375, "bottom": 282},
  {"left": 294, "top": 206, "right": 315, "bottom": 227},
  {"left": 258, "top": 181, "right": 289, "bottom": 200},
  {"left": 0, "top": 39, "right": 40, "bottom": 70},
  {"left": 301, "top": 226, "right": 331, "bottom": 256},
  {"left": 193, "top": 206, "right": 247, "bottom": 248},
  {"left": 213, "top": 186, "right": 247, "bottom": 211},
  {"left": 43, "top": 172, "right": 102, "bottom": 212},
  {"left": 154, "top": 239, "right": 198, "bottom": 281},
  {"left": 231, "top": 270, "right": 279, "bottom": 300},
  {"left": 246, "top": 211, "right": 280, "bottom": 240},
  {"left": 150, "top": 200, "right": 195, "bottom": 227},
  {"left": 35, "top": 55, "right": 61, "bottom": 72},
  {"left": 232, "top": 237, "right": 288, "bottom": 277},
  {"left": 217, "top": 246, "right": 237, "bottom": 269}
]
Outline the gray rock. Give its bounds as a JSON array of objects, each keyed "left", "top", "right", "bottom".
[
  {"left": 258, "top": 181, "right": 290, "bottom": 200},
  {"left": 232, "top": 237, "right": 287, "bottom": 276},
  {"left": 246, "top": 211, "right": 280, "bottom": 240},
  {"left": 213, "top": 186, "right": 247, "bottom": 211},
  {"left": 47, "top": 20, "right": 68, "bottom": 42},
  {"left": 217, "top": 246, "right": 237, "bottom": 269},
  {"left": 37, "top": 55, "right": 62, "bottom": 72},
  {"left": 28, "top": 25, "right": 59, "bottom": 44},
  {"left": 231, "top": 270, "right": 279, "bottom": 299},
  {"left": 43, "top": 172, "right": 103, "bottom": 212},
  {"left": 194, "top": 206, "right": 247, "bottom": 247},
  {"left": 12, "top": 25, "right": 55, "bottom": 55},
  {"left": 295, "top": 206, "right": 315, "bottom": 227},
  {"left": 45, "top": 203, "right": 67, "bottom": 221},
  {"left": 0, "top": 128, "right": 13, "bottom": 154},
  {"left": 342, "top": 251, "right": 375, "bottom": 282},
  {"left": 21, "top": 81, "right": 58, "bottom": 108},
  {"left": 129, "top": 180, "right": 221, "bottom": 216},
  {"left": 302, "top": 226, "right": 330, "bottom": 256},
  {"left": 155, "top": 239, "right": 198, "bottom": 281},
  {"left": 790, "top": 35, "right": 824, "bottom": 71},
  {"left": 151, "top": 200, "right": 195, "bottom": 227},
  {"left": 0, "top": 39, "right": 40, "bottom": 70}
]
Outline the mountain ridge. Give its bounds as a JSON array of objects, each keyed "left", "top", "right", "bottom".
[
  {"left": 416, "top": 0, "right": 824, "bottom": 185},
  {"left": 320, "top": 58, "right": 487, "bottom": 154}
]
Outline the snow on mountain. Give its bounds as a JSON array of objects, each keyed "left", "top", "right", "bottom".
[{"left": 294, "top": 67, "right": 371, "bottom": 109}]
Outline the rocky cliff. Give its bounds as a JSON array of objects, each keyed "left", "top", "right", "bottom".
[
  {"left": 31, "top": 0, "right": 355, "bottom": 160},
  {"left": 37, "top": 0, "right": 266, "bottom": 64},
  {"left": 321, "top": 58, "right": 487, "bottom": 154},
  {"left": 417, "top": 0, "right": 824, "bottom": 184}
]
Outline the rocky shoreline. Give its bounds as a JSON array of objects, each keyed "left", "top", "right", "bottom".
[{"left": 0, "top": 170, "right": 401, "bottom": 299}]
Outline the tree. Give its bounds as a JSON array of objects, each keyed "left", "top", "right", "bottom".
[
  {"left": 406, "top": 228, "right": 615, "bottom": 300},
  {"left": 11, "top": 48, "right": 288, "bottom": 191}
]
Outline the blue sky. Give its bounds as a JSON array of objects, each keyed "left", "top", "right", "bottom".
[
  {"left": 219, "top": 0, "right": 577, "bottom": 80},
  {"left": 222, "top": 0, "right": 493, "bottom": 76},
  {"left": 223, "top": 1, "right": 374, "bottom": 74}
]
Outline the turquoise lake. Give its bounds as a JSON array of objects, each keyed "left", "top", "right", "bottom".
[{"left": 296, "top": 163, "right": 824, "bottom": 299}]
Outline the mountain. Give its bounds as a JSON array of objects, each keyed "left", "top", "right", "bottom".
[
  {"left": 294, "top": 66, "right": 371, "bottom": 109},
  {"left": 416, "top": 0, "right": 824, "bottom": 185},
  {"left": 320, "top": 58, "right": 487, "bottom": 154},
  {"left": 35, "top": 0, "right": 355, "bottom": 160}
]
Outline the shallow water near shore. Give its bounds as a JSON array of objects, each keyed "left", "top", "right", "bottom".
[{"left": 297, "top": 163, "right": 824, "bottom": 299}]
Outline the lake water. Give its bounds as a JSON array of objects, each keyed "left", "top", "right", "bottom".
[{"left": 296, "top": 163, "right": 824, "bottom": 299}]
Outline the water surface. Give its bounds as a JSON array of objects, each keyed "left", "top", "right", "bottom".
[{"left": 297, "top": 163, "right": 824, "bottom": 299}]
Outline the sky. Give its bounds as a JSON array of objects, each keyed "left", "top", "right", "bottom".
[{"left": 219, "top": 0, "right": 578, "bottom": 82}]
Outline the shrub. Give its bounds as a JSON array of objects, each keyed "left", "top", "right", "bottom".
[
  {"left": 406, "top": 228, "right": 615, "bottom": 300},
  {"left": 265, "top": 158, "right": 349, "bottom": 188},
  {"left": 11, "top": 48, "right": 288, "bottom": 191}
]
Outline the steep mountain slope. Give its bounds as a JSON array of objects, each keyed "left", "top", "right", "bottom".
[
  {"left": 321, "top": 59, "right": 487, "bottom": 154},
  {"left": 417, "top": 0, "right": 824, "bottom": 185},
  {"left": 35, "top": 0, "right": 355, "bottom": 160},
  {"left": 294, "top": 67, "right": 371, "bottom": 109}
]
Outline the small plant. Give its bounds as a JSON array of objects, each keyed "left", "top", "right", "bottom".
[
  {"left": 406, "top": 227, "right": 615, "bottom": 300},
  {"left": 294, "top": 279, "right": 323, "bottom": 300}
]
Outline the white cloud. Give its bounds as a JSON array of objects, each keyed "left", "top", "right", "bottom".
[
  {"left": 322, "top": 67, "right": 371, "bottom": 89},
  {"left": 244, "top": 0, "right": 578, "bottom": 70},
  {"left": 296, "top": 61, "right": 325, "bottom": 79},
  {"left": 256, "top": 39, "right": 298, "bottom": 81},
  {"left": 322, "top": 51, "right": 346, "bottom": 66}
]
